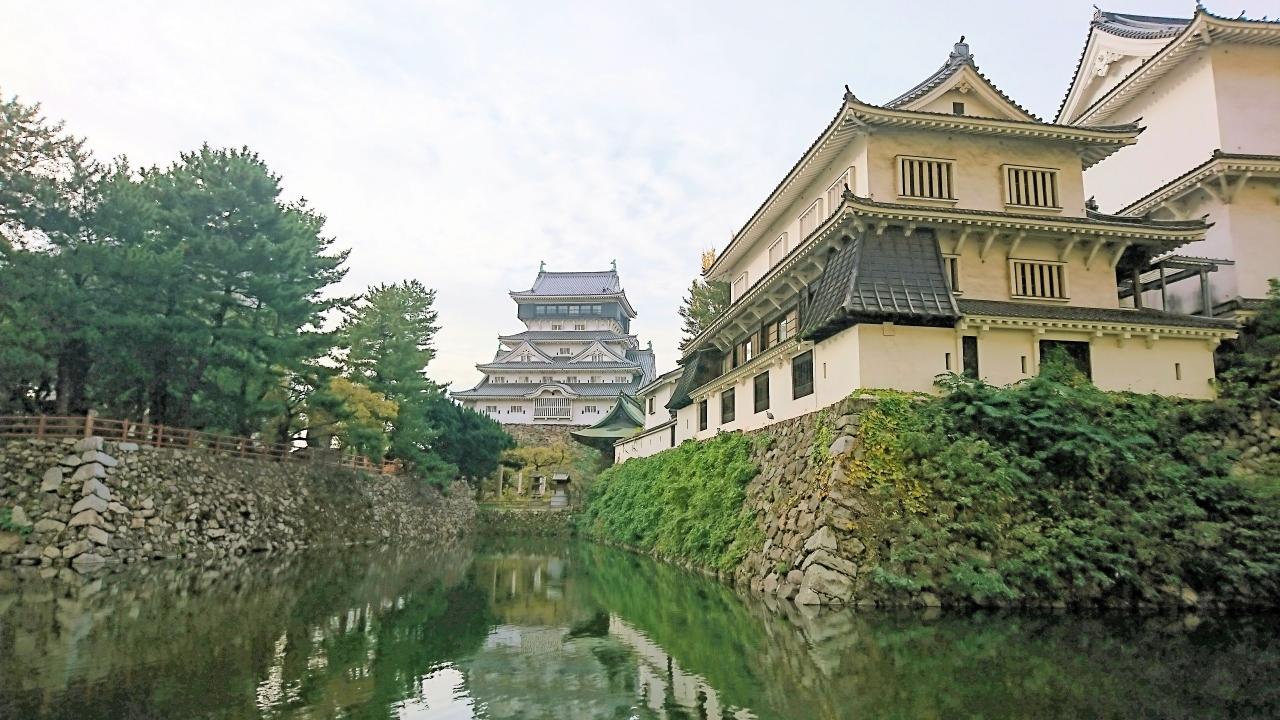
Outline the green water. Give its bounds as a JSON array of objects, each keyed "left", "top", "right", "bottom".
[{"left": 0, "top": 539, "right": 1276, "bottom": 719}]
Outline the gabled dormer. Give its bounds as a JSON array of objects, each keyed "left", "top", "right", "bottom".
[
  {"left": 496, "top": 341, "right": 554, "bottom": 364},
  {"left": 1056, "top": 9, "right": 1190, "bottom": 125},
  {"left": 886, "top": 38, "right": 1038, "bottom": 122},
  {"left": 569, "top": 341, "right": 629, "bottom": 365}
]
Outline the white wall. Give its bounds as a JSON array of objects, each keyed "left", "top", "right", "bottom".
[{"left": 1083, "top": 50, "right": 1221, "bottom": 212}]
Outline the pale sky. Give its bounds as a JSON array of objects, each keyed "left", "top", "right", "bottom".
[{"left": 5, "top": 1, "right": 1278, "bottom": 391}]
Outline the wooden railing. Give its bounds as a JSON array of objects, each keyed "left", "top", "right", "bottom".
[{"left": 0, "top": 415, "right": 399, "bottom": 475}]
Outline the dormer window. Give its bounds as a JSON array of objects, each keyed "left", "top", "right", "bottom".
[
  {"left": 1004, "top": 166, "right": 1060, "bottom": 209},
  {"left": 898, "top": 156, "right": 956, "bottom": 201}
]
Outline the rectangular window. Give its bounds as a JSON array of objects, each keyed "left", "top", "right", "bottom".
[
  {"left": 1004, "top": 165, "right": 1060, "bottom": 209},
  {"left": 765, "top": 322, "right": 780, "bottom": 350},
  {"left": 1010, "top": 260, "right": 1068, "bottom": 300},
  {"left": 533, "top": 397, "right": 572, "bottom": 420},
  {"left": 732, "top": 272, "right": 748, "bottom": 302},
  {"left": 492, "top": 376, "right": 505, "bottom": 383},
  {"left": 1039, "top": 340, "right": 1092, "bottom": 379},
  {"left": 782, "top": 308, "right": 798, "bottom": 342},
  {"left": 647, "top": 397, "right": 656, "bottom": 415},
  {"left": 583, "top": 405, "right": 598, "bottom": 414},
  {"left": 559, "top": 347, "right": 571, "bottom": 355},
  {"left": 952, "top": 101, "right": 965, "bottom": 115},
  {"left": 798, "top": 198, "right": 824, "bottom": 239},
  {"left": 542, "top": 376, "right": 553, "bottom": 383},
  {"left": 943, "top": 255, "right": 961, "bottom": 293},
  {"left": 826, "top": 167, "right": 853, "bottom": 217},
  {"left": 962, "top": 336, "right": 979, "bottom": 379},
  {"left": 698, "top": 399, "right": 708, "bottom": 431},
  {"left": 509, "top": 405, "right": 523, "bottom": 413},
  {"left": 768, "top": 234, "right": 788, "bottom": 267},
  {"left": 550, "top": 324, "right": 562, "bottom": 330},
  {"left": 574, "top": 324, "right": 586, "bottom": 330},
  {"left": 898, "top": 156, "right": 955, "bottom": 200},
  {"left": 753, "top": 371, "right": 770, "bottom": 414},
  {"left": 617, "top": 375, "right": 628, "bottom": 383},
  {"left": 720, "top": 388, "right": 736, "bottom": 425},
  {"left": 566, "top": 376, "right": 578, "bottom": 383},
  {"left": 792, "top": 350, "right": 814, "bottom": 399}
]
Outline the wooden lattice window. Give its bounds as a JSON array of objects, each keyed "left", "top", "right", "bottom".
[
  {"left": 1010, "top": 259, "right": 1068, "bottom": 300},
  {"left": 826, "top": 167, "right": 853, "bottom": 217},
  {"left": 898, "top": 156, "right": 955, "bottom": 200},
  {"left": 768, "top": 234, "right": 788, "bottom": 267},
  {"left": 534, "top": 397, "right": 571, "bottom": 420},
  {"left": 798, "top": 198, "right": 823, "bottom": 239},
  {"left": 1004, "top": 166, "right": 1060, "bottom": 209}
]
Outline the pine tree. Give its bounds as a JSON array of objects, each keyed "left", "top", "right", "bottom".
[{"left": 677, "top": 279, "right": 730, "bottom": 349}]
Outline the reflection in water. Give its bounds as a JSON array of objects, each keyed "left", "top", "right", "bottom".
[{"left": 0, "top": 537, "right": 1277, "bottom": 719}]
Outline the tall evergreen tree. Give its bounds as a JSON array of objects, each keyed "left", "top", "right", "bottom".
[
  {"left": 677, "top": 279, "right": 730, "bottom": 349},
  {"left": 339, "top": 281, "right": 442, "bottom": 473}
]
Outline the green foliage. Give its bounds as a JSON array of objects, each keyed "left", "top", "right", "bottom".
[
  {"left": 580, "top": 433, "right": 762, "bottom": 571},
  {"left": 850, "top": 372, "right": 1280, "bottom": 604},
  {"left": 677, "top": 278, "right": 730, "bottom": 349},
  {"left": 422, "top": 393, "right": 514, "bottom": 479},
  {"left": 1218, "top": 279, "right": 1280, "bottom": 407},
  {"left": 0, "top": 507, "right": 30, "bottom": 536}
]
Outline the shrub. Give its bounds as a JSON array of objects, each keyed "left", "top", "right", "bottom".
[{"left": 579, "top": 433, "right": 761, "bottom": 571}]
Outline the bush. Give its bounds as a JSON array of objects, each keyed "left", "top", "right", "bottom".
[
  {"left": 859, "top": 367, "right": 1280, "bottom": 604},
  {"left": 579, "top": 433, "right": 761, "bottom": 571}
]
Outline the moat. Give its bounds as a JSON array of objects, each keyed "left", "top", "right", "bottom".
[{"left": 1, "top": 538, "right": 1277, "bottom": 719}]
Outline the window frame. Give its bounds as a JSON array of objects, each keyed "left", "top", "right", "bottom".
[
  {"left": 943, "top": 254, "right": 962, "bottom": 294},
  {"left": 1009, "top": 258, "right": 1070, "bottom": 301},
  {"left": 753, "top": 371, "right": 770, "bottom": 414},
  {"left": 896, "top": 155, "right": 957, "bottom": 201},
  {"left": 697, "top": 399, "right": 709, "bottom": 432},
  {"left": 768, "top": 233, "right": 789, "bottom": 267},
  {"left": 720, "top": 388, "right": 736, "bottom": 425},
  {"left": 792, "top": 350, "right": 815, "bottom": 399},
  {"left": 1002, "top": 164, "right": 1061, "bottom": 210},
  {"left": 825, "top": 167, "right": 854, "bottom": 217},
  {"left": 798, "top": 198, "right": 824, "bottom": 240},
  {"left": 732, "top": 272, "right": 749, "bottom": 303}
]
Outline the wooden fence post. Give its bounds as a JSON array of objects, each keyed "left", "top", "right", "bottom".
[
  {"left": 36, "top": 415, "right": 46, "bottom": 439},
  {"left": 83, "top": 413, "right": 94, "bottom": 438}
]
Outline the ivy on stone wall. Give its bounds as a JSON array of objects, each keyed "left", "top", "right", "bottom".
[{"left": 579, "top": 433, "right": 761, "bottom": 572}]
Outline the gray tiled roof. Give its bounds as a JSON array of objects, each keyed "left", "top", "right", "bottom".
[
  {"left": 499, "top": 330, "right": 636, "bottom": 343},
  {"left": 452, "top": 380, "right": 641, "bottom": 399},
  {"left": 885, "top": 39, "right": 1040, "bottom": 121},
  {"left": 626, "top": 348, "right": 657, "bottom": 386},
  {"left": 478, "top": 361, "right": 640, "bottom": 371},
  {"left": 801, "top": 227, "right": 960, "bottom": 342},
  {"left": 513, "top": 270, "right": 623, "bottom": 297},
  {"left": 1093, "top": 10, "right": 1189, "bottom": 39},
  {"left": 958, "top": 299, "right": 1237, "bottom": 330}
]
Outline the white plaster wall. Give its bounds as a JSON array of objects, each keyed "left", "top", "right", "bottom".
[
  {"left": 949, "top": 233, "right": 1123, "bottom": 308},
  {"left": 865, "top": 130, "right": 1088, "bottom": 215},
  {"left": 1082, "top": 50, "right": 1221, "bottom": 212},
  {"left": 615, "top": 422, "right": 676, "bottom": 462},
  {"left": 641, "top": 382, "right": 676, "bottom": 430},
  {"left": 1223, "top": 182, "right": 1280, "bottom": 301},
  {"left": 1211, "top": 45, "right": 1280, "bottom": 155},
  {"left": 719, "top": 137, "right": 868, "bottom": 293},
  {"left": 856, "top": 324, "right": 955, "bottom": 393}
]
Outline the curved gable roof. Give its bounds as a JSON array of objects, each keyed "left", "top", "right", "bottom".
[{"left": 887, "top": 39, "right": 1038, "bottom": 122}]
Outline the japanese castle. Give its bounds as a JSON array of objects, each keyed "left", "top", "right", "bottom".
[{"left": 452, "top": 264, "right": 656, "bottom": 425}]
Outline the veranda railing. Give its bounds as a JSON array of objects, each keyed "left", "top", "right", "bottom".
[{"left": 0, "top": 415, "right": 399, "bottom": 475}]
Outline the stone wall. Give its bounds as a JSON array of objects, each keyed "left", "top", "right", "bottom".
[
  {"left": 475, "top": 508, "right": 575, "bottom": 536},
  {"left": 728, "top": 395, "right": 1280, "bottom": 608},
  {"left": 0, "top": 437, "right": 476, "bottom": 571},
  {"left": 732, "top": 395, "right": 880, "bottom": 607}
]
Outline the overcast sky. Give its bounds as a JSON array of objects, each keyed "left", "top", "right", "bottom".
[{"left": 5, "top": 1, "right": 1278, "bottom": 391}]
